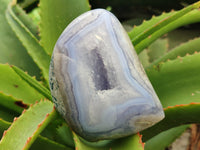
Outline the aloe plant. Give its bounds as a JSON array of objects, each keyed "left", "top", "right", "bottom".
[{"left": 0, "top": 0, "right": 200, "bottom": 149}]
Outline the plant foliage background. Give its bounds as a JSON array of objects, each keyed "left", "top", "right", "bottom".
[{"left": 0, "top": 0, "right": 200, "bottom": 149}]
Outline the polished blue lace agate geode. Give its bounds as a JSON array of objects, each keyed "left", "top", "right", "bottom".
[{"left": 49, "top": 9, "right": 165, "bottom": 141}]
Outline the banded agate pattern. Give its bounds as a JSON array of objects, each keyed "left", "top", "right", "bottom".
[{"left": 49, "top": 9, "right": 164, "bottom": 141}]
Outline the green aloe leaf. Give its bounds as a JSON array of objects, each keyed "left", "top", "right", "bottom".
[
  {"left": 28, "top": 7, "right": 40, "bottom": 25},
  {"left": 0, "top": 92, "right": 25, "bottom": 114},
  {"left": 147, "top": 38, "right": 168, "bottom": 63},
  {"left": 129, "top": 1, "right": 200, "bottom": 53},
  {"left": 39, "top": 0, "right": 90, "bottom": 55},
  {"left": 0, "top": 117, "right": 71, "bottom": 150},
  {"left": 0, "top": 0, "right": 41, "bottom": 79},
  {"left": 12, "top": 4, "right": 40, "bottom": 40},
  {"left": 40, "top": 115, "right": 74, "bottom": 148},
  {"left": 6, "top": 2, "right": 51, "bottom": 84},
  {"left": 138, "top": 49, "right": 151, "bottom": 68},
  {"left": 73, "top": 133, "right": 144, "bottom": 150},
  {"left": 145, "top": 125, "right": 190, "bottom": 150},
  {"left": 141, "top": 52, "right": 200, "bottom": 140},
  {"left": 139, "top": 38, "right": 169, "bottom": 68},
  {"left": 30, "top": 135, "right": 72, "bottom": 150},
  {"left": 55, "top": 123, "right": 74, "bottom": 147},
  {"left": 147, "top": 52, "right": 200, "bottom": 107},
  {"left": 0, "top": 64, "right": 45, "bottom": 104},
  {"left": 11, "top": 65, "right": 52, "bottom": 100},
  {"left": 167, "top": 29, "right": 200, "bottom": 50},
  {"left": 0, "top": 100, "right": 56, "bottom": 150},
  {"left": 147, "top": 37, "right": 200, "bottom": 69},
  {"left": 142, "top": 103, "right": 200, "bottom": 141}
]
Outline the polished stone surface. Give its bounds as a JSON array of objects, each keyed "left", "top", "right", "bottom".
[{"left": 49, "top": 9, "right": 165, "bottom": 141}]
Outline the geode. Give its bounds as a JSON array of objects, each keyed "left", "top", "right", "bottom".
[{"left": 49, "top": 9, "right": 165, "bottom": 141}]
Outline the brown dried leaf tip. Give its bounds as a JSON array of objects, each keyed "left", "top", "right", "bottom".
[{"left": 15, "top": 101, "right": 28, "bottom": 109}]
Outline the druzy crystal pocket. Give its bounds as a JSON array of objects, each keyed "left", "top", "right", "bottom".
[{"left": 49, "top": 9, "right": 165, "bottom": 141}]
